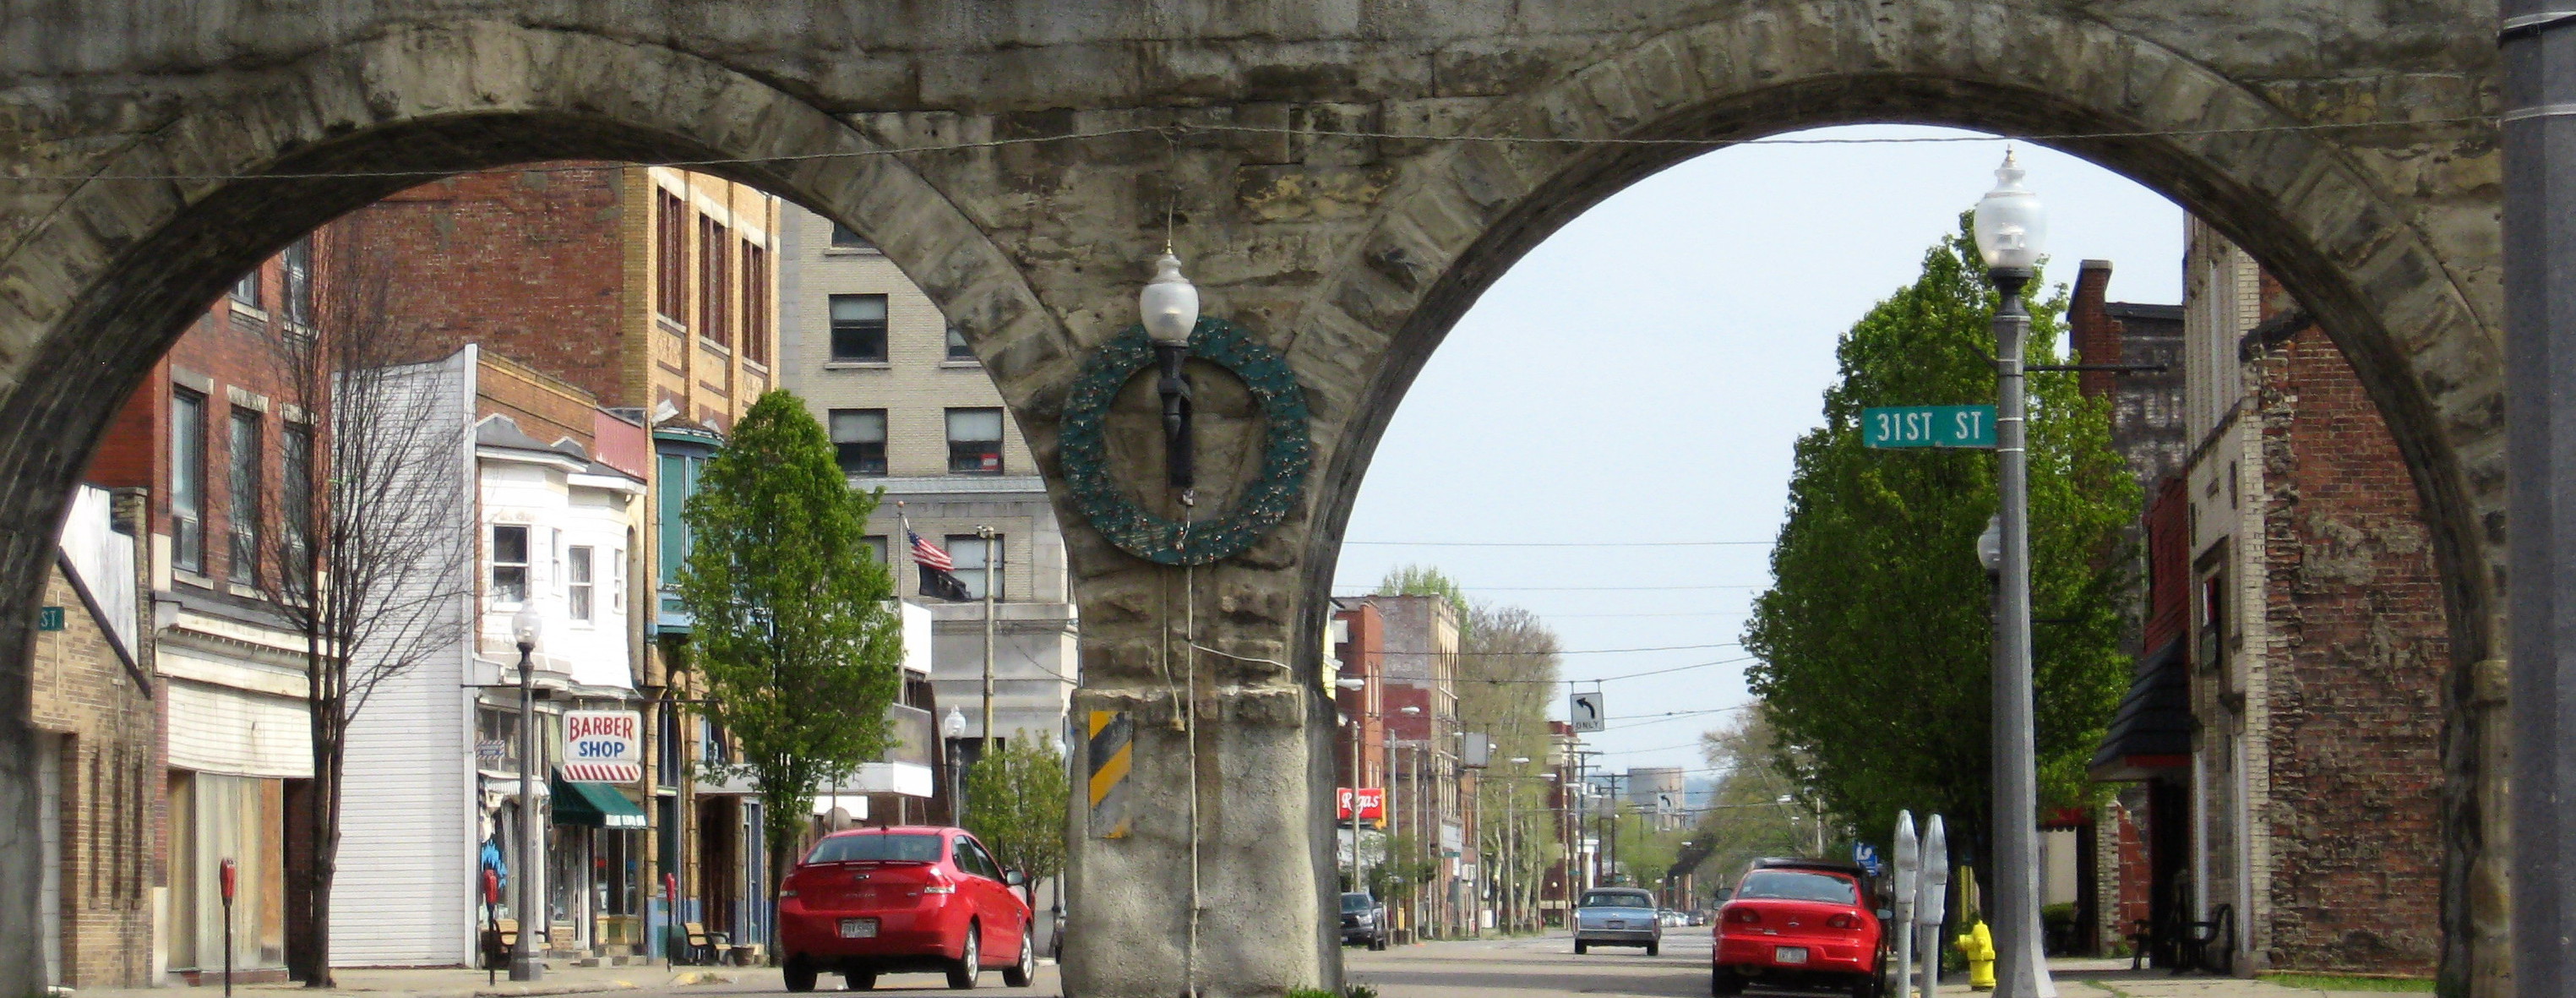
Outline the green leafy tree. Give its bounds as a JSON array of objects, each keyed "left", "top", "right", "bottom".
[
  {"left": 678, "top": 390, "right": 905, "bottom": 907},
  {"left": 1741, "top": 218, "right": 2137, "bottom": 875},
  {"left": 963, "top": 729, "right": 1070, "bottom": 903}
]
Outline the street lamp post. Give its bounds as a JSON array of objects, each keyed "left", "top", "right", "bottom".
[
  {"left": 943, "top": 706, "right": 968, "bottom": 821},
  {"left": 1971, "top": 149, "right": 2056, "bottom": 998},
  {"left": 509, "top": 607, "right": 545, "bottom": 983},
  {"left": 1336, "top": 677, "right": 1369, "bottom": 892}
]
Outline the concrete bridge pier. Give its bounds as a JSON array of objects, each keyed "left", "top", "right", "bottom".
[{"left": 1059, "top": 557, "right": 1334, "bottom": 998}]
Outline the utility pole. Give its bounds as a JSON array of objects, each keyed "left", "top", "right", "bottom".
[
  {"left": 2503, "top": 1, "right": 2576, "bottom": 988},
  {"left": 978, "top": 525, "right": 998, "bottom": 760}
]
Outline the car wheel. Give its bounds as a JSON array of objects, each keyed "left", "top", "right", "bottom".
[
  {"left": 844, "top": 969, "right": 877, "bottom": 991},
  {"left": 947, "top": 923, "right": 982, "bottom": 990},
  {"left": 782, "top": 957, "right": 817, "bottom": 993},
  {"left": 1849, "top": 971, "right": 1879, "bottom": 998},
  {"left": 1712, "top": 966, "right": 1746, "bottom": 996},
  {"left": 1002, "top": 925, "right": 1036, "bottom": 988},
  {"left": 1647, "top": 941, "right": 1660, "bottom": 957},
  {"left": 1574, "top": 941, "right": 1589, "bottom": 955}
]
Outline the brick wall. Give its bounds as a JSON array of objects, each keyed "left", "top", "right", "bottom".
[
  {"left": 338, "top": 165, "right": 634, "bottom": 404},
  {"left": 30, "top": 553, "right": 161, "bottom": 987},
  {"left": 2249, "top": 323, "right": 2446, "bottom": 974}
]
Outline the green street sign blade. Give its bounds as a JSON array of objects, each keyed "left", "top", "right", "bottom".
[
  {"left": 38, "top": 606, "right": 63, "bottom": 631},
  {"left": 1863, "top": 405, "right": 1997, "bottom": 449}
]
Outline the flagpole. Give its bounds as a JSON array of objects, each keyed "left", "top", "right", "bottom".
[{"left": 896, "top": 500, "right": 917, "bottom": 602}]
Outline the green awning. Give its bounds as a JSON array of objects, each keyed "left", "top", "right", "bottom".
[{"left": 552, "top": 773, "right": 648, "bottom": 829}]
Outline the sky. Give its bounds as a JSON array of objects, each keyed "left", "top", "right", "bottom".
[{"left": 1328, "top": 124, "right": 2187, "bottom": 787}]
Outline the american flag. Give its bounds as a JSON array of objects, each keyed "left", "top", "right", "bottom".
[{"left": 909, "top": 530, "right": 954, "bottom": 572}]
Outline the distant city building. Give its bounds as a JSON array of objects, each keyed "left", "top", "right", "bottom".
[{"left": 1349, "top": 594, "right": 1465, "bottom": 938}]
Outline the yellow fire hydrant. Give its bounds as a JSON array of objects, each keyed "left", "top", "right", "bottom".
[{"left": 1955, "top": 920, "right": 1997, "bottom": 991}]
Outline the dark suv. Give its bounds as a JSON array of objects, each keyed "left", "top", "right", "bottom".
[{"left": 1340, "top": 892, "right": 1389, "bottom": 950}]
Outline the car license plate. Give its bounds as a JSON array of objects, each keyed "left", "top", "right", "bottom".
[
  {"left": 1775, "top": 946, "right": 1808, "bottom": 964},
  {"left": 1606, "top": 919, "right": 1624, "bottom": 929},
  {"left": 839, "top": 918, "right": 878, "bottom": 939}
]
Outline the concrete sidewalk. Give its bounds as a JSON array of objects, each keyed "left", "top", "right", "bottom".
[
  {"left": 2044, "top": 957, "right": 2427, "bottom": 998},
  {"left": 68, "top": 964, "right": 740, "bottom": 998}
]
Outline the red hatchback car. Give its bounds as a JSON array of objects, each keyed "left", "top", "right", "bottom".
[
  {"left": 777, "top": 826, "right": 1037, "bottom": 991},
  {"left": 1713, "top": 859, "right": 1884, "bottom": 998}
]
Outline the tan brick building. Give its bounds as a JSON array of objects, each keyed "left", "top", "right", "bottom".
[
  {"left": 774, "top": 203, "right": 1077, "bottom": 794},
  {"left": 29, "top": 486, "right": 158, "bottom": 989}
]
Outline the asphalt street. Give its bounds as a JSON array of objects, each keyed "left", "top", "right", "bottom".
[{"left": 1348, "top": 931, "right": 1718, "bottom": 998}]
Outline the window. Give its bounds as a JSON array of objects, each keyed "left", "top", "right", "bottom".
[
  {"left": 946, "top": 324, "right": 976, "bottom": 362},
  {"left": 862, "top": 535, "right": 888, "bottom": 566},
  {"left": 227, "top": 408, "right": 262, "bottom": 583},
  {"left": 828, "top": 222, "right": 874, "bottom": 249},
  {"left": 2199, "top": 571, "right": 2226, "bottom": 669},
  {"left": 807, "top": 833, "right": 941, "bottom": 864},
  {"left": 280, "top": 424, "right": 313, "bottom": 573},
  {"left": 700, "top": 716, "right": 732, "bottom": 766},
  {"left": 477, "top": 706, "right": 523, "bottom": 773},
  {"left": 171, "top": 389, "right": 207, "bottom": 574},
  {"left": 946, "top": 407, "right": 1004, "bottom": 474},
  {"left": 280, "top": 237, "right": 313, "bottom": 329},
  {"left": 946, "top": 533, "right": 1000, "bottom": 601},
  {"left": 655, "top": 190, "right": 688, "bottom": 322},
  {"left": 743, "top": 243, "right": 770, "bottom": 364},
  {"left": 830, "top": 409, "right": 888, "bottom": 477},
  {"left": 699, "top": 218, "right": 732, "bottom": 348},
  {"left": 612, "top": 548, "right": 627, "bottom": 613},
  {"left": 1733, "top": 871, "right": 1856, "bottom": 904},
  {"left": 492, "top": 525, "right": 530, "bottom": 606},
  {"left": 568, "top": 546, "right": 595, "bottom": 623},
  {"left": 829, "top": 294, "right": 888, "bottom": 363},
  {"left": 229, "top": 267, "right": 260, "bottom": 309}
]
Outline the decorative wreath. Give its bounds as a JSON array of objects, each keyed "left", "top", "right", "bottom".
[{"left": 1057, "top": 318, "right": 1312, "bottom": 565}]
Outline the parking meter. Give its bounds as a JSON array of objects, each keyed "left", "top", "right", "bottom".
[
  {"left": 219, "top": 859, "right": 238, "bottom": 997},
  {"left": 1918, "top": 815, "right": 1950, "bottom": 998},
  {"left": 1892, "top": 811, "right": 1920, "bottom": 996}
]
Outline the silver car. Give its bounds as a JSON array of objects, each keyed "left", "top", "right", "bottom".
[{"left": 1572, "top": 887, "right": 1662, "bottom": 956}]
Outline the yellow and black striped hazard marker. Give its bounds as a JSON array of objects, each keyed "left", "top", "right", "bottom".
[{"left": 1086, "top": 709, "right": 1132, "bottom": 839}]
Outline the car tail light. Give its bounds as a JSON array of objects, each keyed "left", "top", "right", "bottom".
[
  {"left": 1827, "top": 913, "right": 1856, "bottom": 930},
  {"left": 1726, "top": 908, "right": 1761, "bottom": 925}
]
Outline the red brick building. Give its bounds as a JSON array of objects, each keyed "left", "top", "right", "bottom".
[
  {"left": 85, "top": 238, "right": 327, "bottom": 984},
  {"left": 2086, "top": 223, "right": 2448, "bottom": 977}
]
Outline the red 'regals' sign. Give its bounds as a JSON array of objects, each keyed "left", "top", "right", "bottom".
[{"left": 1336, "top": 787, "right": 1386, "bottom": 821}]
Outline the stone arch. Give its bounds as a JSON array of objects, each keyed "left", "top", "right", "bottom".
[
  {"left": 0, "top": 20, "right": 1064, "bottom": 985},
  {"left": 1287, "top": 1, "right": 2502, "bottom": 986}
]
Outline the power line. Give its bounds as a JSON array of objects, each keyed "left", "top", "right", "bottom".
[
  {"left": 1450, "top": 640, "right": 1740, "bottom": 657},
  {"left": 1344, "top": 539, "right": 1773, "bottom": 548},
  {"left": 1334, "top": 583, "right": 1762, "bottom": 592},
  {"left": 1457, "top": 653, "right": 1757, "bottom": 684},
  {"left": 15, "top": 115, "right": 2497, "bottom": 183}
]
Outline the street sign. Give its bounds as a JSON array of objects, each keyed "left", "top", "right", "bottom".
[
  {"left": 1337, "top": 787, "right": 1386, "bottom": 822},
  {"left": 1863, "top": 405, "right": 1996, "bottom": 449},
  {"left": 1853, "top": 841, "right": 1882, "bottom": 876},
  {"left": 37, "top": 606, "right": 63, "bottom": 631},
  {"left": 1569, "top": 691, "right": 1605, "bottom": 733},
  {"left": 1461, "top": 733, "right": 1491, "bottom": 767},
  {"left": 560, "top": 710, "right": 641, "bottom": 782}
]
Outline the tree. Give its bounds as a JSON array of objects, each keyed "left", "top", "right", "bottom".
[
  {"left": 962, "top": 729, "right": 1070, "bottom": 904},
  {"left": 1671, "top": 712, "right": 1813, "bottom": 904},
  {"left": 677, "top": 390, "right": 906, "bottom": 917},
  {"left": 254, "top": 224, "right": 477, "bottom": 985},
  {"left": 1375, "top": 564, "right": 1470, "bottom": 631},
  {"left": 1740, "top": 218, "right": 2138, "bottom": 873}
]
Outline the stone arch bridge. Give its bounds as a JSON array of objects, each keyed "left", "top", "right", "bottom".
[{"left": 0, "top": 3, "right": 2527, "bottom": 995}]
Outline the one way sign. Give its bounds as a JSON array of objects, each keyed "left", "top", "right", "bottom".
[{"left": 1570, "top": 691, "right": 1605, "bottom": 733}]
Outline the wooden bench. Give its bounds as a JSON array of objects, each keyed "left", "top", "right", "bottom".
[
  {"left": 674, "top": 921, "right": 728, "bottom": 966},
  {"left": 480, "top": 918, "right": 519, "bottom": 970}
]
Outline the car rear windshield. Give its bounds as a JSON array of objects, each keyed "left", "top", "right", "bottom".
[
  {"left": 1580, "top": 890, "right": 1655, "bottom": 908},
  {"left": 807, "top": 833, "right": 944, "bottom": 864},
  {"left": 1736, "top": 870, "right": 1858, "bottom": 904},
  {"left": 1341, "top": 893, "right": 1375, "bottom": 913}
]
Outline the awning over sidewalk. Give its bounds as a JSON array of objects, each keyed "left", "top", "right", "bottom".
[
  {"left": 552, "top": 773, "right": 647, "bottom": 829},
  {"left": 2089, "top": 637, "right": 2192, "bottom": 783}
]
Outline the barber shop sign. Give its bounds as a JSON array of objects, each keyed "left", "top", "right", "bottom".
[{"left": 560, "top": 710, "right": 642, "bottom": 783}]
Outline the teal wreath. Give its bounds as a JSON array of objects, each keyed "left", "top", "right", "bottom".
[{"left": 1058, "top": 318, "right": 1311, "bottom": 565}]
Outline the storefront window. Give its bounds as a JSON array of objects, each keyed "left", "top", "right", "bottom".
[{"left": 167, "top": 772, "right": 288, "bottom": 972}]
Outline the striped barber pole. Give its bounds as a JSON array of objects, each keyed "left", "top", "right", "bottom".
[{"left": 559, "top": 761, "right": 640, "bottom": 783}]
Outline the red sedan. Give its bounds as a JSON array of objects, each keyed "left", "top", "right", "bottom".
[
  {"left": 777, "top": 826, "right": 1037, "bottom": 991},
  {"left": 1712, "top": 859, "right": 1883, "bottom": 998}
]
